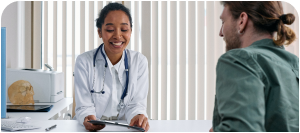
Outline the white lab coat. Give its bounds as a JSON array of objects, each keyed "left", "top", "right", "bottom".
[{"left": 74, "top": 47, "right": 149, "bottom": 125}]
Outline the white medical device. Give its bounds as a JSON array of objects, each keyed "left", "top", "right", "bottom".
[{"left": 6, "top": 68, "right": 64, "bottom": 103}]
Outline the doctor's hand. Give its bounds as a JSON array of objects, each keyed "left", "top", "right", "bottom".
[
  {"left": 83, "top": 115, "right": 105, "bottom": 132},
  {"left": 129, "top": 114, "right": 150, "bottom": 132}
]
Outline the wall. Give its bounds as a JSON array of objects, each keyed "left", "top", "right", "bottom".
[{"left": 1, "top": 1, "right": 32, "bottom": 69}]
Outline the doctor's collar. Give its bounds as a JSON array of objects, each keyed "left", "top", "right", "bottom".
[{"left": 102, "top": 45, "right": 125, "bottom": 70}]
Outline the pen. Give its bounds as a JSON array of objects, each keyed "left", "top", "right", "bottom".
[{"left": 45, "top": 124, "right": 57, "bottom": 131}]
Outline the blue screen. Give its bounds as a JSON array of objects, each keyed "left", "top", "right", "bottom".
[{"left": 1, "top": 27, "right": 6, "bottom": 118}]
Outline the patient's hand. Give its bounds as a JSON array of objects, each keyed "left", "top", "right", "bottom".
[
  {"left": 209, "top": 127, "right": 213, "bottom": 132},
  {"left": 129, "top": 114, "right": 150, "bottom": 132},
  {"left": 83, "top": 115, "right": 105, "bottom": 132}
]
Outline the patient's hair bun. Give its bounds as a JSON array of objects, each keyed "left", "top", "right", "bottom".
[{"left": 279, "top": 13, "right": 295, "bottom": 25}]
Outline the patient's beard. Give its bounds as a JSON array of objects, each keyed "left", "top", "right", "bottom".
[{"left": 224, "top": 27, "right": 242, "bottom": 51}]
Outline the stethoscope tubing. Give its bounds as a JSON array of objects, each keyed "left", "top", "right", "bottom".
[{"left": 92, "top": 43, "right": 129, "bottom": 101}]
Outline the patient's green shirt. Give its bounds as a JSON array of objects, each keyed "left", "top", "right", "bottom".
[{"left": 213, "top": 39, "right": 299, "bottom": 132}]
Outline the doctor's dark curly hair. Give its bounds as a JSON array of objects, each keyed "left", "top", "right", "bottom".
[{"left": 96, "top": 3, "right": 133, "bottom": 30}]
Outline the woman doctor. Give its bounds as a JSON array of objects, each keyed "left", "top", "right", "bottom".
[{"left": 74, "top": 3, "right": 150, "bottom": 132}]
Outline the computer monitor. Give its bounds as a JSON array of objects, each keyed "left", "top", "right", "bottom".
[{"left": 1, "top": 27, "right": 7, "bottom": 119}]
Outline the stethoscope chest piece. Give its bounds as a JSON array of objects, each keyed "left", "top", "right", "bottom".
[{"left": 117, "top": 100, "right": 125, "bottom": 112}]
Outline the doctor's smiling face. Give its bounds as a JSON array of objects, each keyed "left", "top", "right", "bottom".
[
  {"left": 98, "top": 10, "right": 132, "bottom": 59},
  {"left": 219, "top": 5, "right": 242, "bottom": 51}
]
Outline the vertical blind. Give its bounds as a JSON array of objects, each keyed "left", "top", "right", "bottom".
[{"left": 41, "top": 1, "right": 299, "bottom": 120}]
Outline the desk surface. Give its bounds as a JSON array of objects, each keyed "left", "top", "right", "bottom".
[
  {"left": 1, "top": 120, "right": 212, "bottom": 132},
  {"left": 6, "top": 98, "right": 73, "bottom": 120}
]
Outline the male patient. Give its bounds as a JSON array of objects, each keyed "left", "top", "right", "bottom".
[{"left": 211, "top": 1, "right": 299, "bottom": 132}]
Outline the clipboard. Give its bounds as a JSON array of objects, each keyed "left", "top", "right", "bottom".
[{"left": 88, "top": 120, "right": 145, "bottom": 132}]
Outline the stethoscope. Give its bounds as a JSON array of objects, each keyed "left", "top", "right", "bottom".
[{"left": 91, "top": 43, "right": 129, "bottom": 112}]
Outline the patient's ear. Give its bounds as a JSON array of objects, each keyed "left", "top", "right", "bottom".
[{"left": 238, "top": 12, "right": 248, "bottom": 33}]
